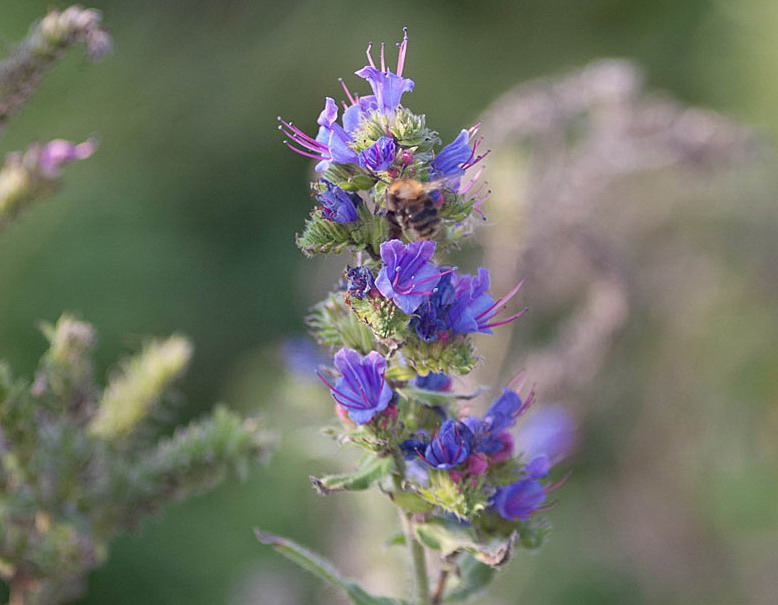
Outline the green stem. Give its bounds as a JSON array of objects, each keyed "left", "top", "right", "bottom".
[{"left": 392, "top": 454, "right": 430, "bottom": 605}]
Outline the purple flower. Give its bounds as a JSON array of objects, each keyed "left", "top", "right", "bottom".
[
  {"left": 446, "top": 269, "right": 526, "bottom": 335},
  {"left": 516, "top": 405, "right": 576, "bottom": 469},
  {"left": 344, "top": 266, "right": 375, "bottom": 299},
  {"left": 493, "top": 479, "right": 547, "bottom": 521},
  {"left": 425, "top": 419, "right": 474, "bottom": 470},
  {"left": 400, "top": 437, "right": 428, "bottom": 460},
  {"left": 431, "top": 126, "right": 489, "bottom": 188},
  {"left": 281, "top": 337, "right": 328, "bottom": 378},
  {"left": 354, "top": 29, "right": 414, "bottom": 116},
  {"left": 39, "top": 139, "right": 97, "bottom": 178},
  {"left": 467, "top": 388, "right": 533, "bottom": 455},
  {"left": 318, "top": 348, "right": 393, "bottom": 424},
  {"left": 412, "top": 372, "right": 452, "bottom": 392},
  {"left": 376, "top": 240, "right": 450, "bottom": 314},
  {"left": 410, "top": 271, "right": 455, "bottom": 342},
  {"left": 279, "top": 98, "right": 359, "bottom": 172},
  {"left": 358, "top": 137, "right": 396, "bottom": 171},
  {"left": 317, "top": 180, "right": 360, "bottom": 223}
]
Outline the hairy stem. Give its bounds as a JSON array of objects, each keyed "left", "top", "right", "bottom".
[{"left": 392, "top": 453, "right": 430, "bottom": 604}]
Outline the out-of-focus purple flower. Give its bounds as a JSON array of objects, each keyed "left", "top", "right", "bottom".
[
  {"left": 318, "top": 348, "right": 393, "bottom": 424},
  {"left": 469, "top": 388, "right": 533, "bottom": 456},
  {"left": 516, "top": 404, "right": 576, "bottom": 467},
  {"left": 376, "top": 240, "right": 451, "bottom": 314},
  {"left": 465, "top": 453, "right": 488, "bottom": 476},
  {"left": 424, "top": 419, "right": 473, "bottom": 470},
  {"left": 493, "top": 479, "right": 547, "bottom": 521},
  {"left": 345, "top": 266, "right": 375, "bottom": 299},
  {"left": 39, "top": 139, "right": 97, "bottom": 178},
  {"left": 317, "top": 180, "right": 360, "bottom": 223},
  {"left": 281, "top": 337, "right": 328, "bottom": 378},
  {"left": 446, "top": 269, "right": 526, "bottom": 335},
  {"left": 354, "top": 29, "right": 414, "bottom": 116},
  {"left": 358, "top": 137, "right": 396, "bottom": 171},
  {"left": 412, "top": 372, "right": 452, "bottom": 392}
]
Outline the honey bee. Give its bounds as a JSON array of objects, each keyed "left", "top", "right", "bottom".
[{"left": 384, "top": 178, "right": 443, "bottom": 241}]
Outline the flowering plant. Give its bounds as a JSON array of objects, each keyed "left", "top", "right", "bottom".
[{"left": 259, "top": 30, "right": 573, "bottom": 604}]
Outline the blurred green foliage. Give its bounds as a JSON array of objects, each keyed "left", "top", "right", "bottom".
[{"left": 1, "top": 0, "right": 776, "bottom": 604}]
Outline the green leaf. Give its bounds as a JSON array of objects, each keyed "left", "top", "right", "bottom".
[
  {"left": 310, "top": 455, "right": 393, "bottom": 494},
  {"left": 390, "top": 491, "right": 434, "bottom": 513},
  {"left": 415, "top": 517, "right": 516, "bottom": 566},
  {"left": 444, "top": 553, "right": 496, "bottom": 602},
  {"left": 256, "top": 530, "right": 409, "bottom": 605}
]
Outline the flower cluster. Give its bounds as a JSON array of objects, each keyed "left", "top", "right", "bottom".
[{"left": 276, "top": 30, "right": 574, "bottom": 600}]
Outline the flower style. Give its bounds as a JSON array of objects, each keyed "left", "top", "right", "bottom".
[
  {"left": 493, "top": 479, "right": 547, "bottom": 521},
  {"left": 376, "top": 240, "right": 451, "bottom": 314},
  {"left": 424, "top": 419, "right": 474, "bottom": 469},
  {"left": 319, "top": 347, "right": 393, "bottom": 424},
  {"left": 317, "top": 179, "right": 360, "bottom": 224}
]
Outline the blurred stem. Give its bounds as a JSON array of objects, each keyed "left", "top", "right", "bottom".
[
  {"left": 431, "top": 569, "right": 449, "bottom": 605},
  {"left": 392, "top": 453, "right": 430, "bottom": 605}
]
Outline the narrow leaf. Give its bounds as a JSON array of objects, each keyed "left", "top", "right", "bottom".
[{"left": 256, "top": 530, "right": 409, "bottom": 605}]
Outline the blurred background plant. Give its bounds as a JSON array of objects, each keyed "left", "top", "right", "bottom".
[
  {"left": 0, "top": 7, "right": 272, "bottom": 604},
  {"left": 0, "top": 1, "right": 777, "bottom": 604}
]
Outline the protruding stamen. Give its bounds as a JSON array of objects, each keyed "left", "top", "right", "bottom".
[
  {"left": 316, "top": 372, "right": 366, "bottom": 409},
  {"left": 366, "top": 42, "right": 375, "bottom": 68},
  {"left": 481, "top": 309, "right": 528, "bottom": 330},
  {"left": 396, "top": 27, "right": 409, "bottom": 76},
  {"left": 339, "top": 78, "right": 357, "bottom": 105},
  {"left": 475, "top": 280, "right": 525, "bottom": 321},
  {"left": 380, "top": 42, "right": 386, "bottom": 72},
  {"left": 283, "top": 141, "right": 326, "bottom": 160}
]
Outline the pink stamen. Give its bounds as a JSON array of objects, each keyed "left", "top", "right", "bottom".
[
  {"left": 279, "top": 127, "right": 327, "bottom": 153},
  {"left": 283, "top": 141, "right": 326, "bottom": 160},
  {"left": 380, "top": 42, "right": 386, "bottom": 72},
  {"left": 481, "top": 309, "right": 528, "bottom": 330},
  {"left": 339, "top": 78, "right": 357, "bottom": 105},
  {"left": 475, "top": 280, "right": 525, "bottom": 321},
  {"left": 396, "top": 27, "right": 409, "bottom": 77},
  {"left": 315, "top": 372, "right": 366, "bottom": 409},
  {"left": 508, "top": 370, "right": 527, "bottom": 391},
  {"left": 366, "top": 42, "right": 375, "bottom": 68},
  {"left": 546, "top": 472, "right": 572, "bottom": 493}
]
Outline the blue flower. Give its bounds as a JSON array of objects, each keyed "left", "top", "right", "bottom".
[
  {"left": 317, "top": 180, "right": 360, "bottom": 223},
  {"left": 469, "top": 388, "right": 533, "bottom": 455},
  {"left": 279, "top": 98, "right": 359, "bottom": 172},
  {"left": 400, "top": 438, "right": 428, "bottom": 460},
  {"left": 424, "top": 419, "right": 474, "bottom": 470},
  {"left": 446, "top": 269, "right": 525, "bottom": 335},
  {"left": 410, "top": 271, "right": 455, "bottom": 341},
  {"left": 431, "top": 126, "right": 489, "bottom": 189},
  {"left": 516, "top": 404, "right": 576, "bottom": 469},
  {"left": 344, "top": 266, "right": 375, "bottom": 299},
  {"left": 358, "top": 137, "right": 396, "bottom": 172},
  {"left": 376, "top": 240, "right": 448, "bottom": 314},
  {"left": 432, "top": 129, "right": 472, "bottom": 179},
  {"left": 412, "top": 372, "right": 452, "bottom": 392},
  {"left": 354, "top": 29, "right": 414, "bottom": 116},
  {"left": 318, "top": 348, "right": 393, "bottom": 424},
  {"left": 493, "top": 479, "right": 547, "bottom": 521},
  {"left": 281, "top": 337, "right": 328, "bottom": 379}
]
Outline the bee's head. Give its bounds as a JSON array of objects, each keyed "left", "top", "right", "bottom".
[{"left": 387, "top": 178, "right": 425, "bottom": 198}]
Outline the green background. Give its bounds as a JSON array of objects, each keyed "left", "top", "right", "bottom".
[{"left": 1, "top": 1, "right": 777, "bottom": 603}]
